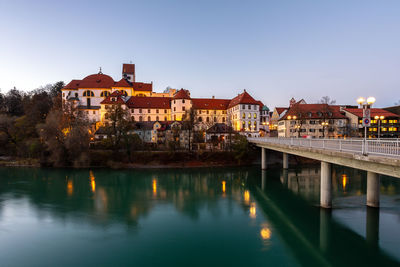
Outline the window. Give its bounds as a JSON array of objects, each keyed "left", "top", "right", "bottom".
[
  {"left": 214, "top": 110, "right": 216, "bottom": 115},
  {"left": 254, "top": 113, "right": 257, "bottom": 119},
  {"left": 248, "top": 105, "right": 251, "bottom": 109},
  {"left": 139, "top": 109, "right": 142, "bottom": 113},
  {"left": 242, "top": 121, "right": 246, "bottom": 129},
  {"left": 242, "top": 105, "right": 245, "bottom": 109},
  {"left": 62, "top": 93, "right": 65, "bottom": 97},
  {"left": 105, "top": 105, "right": 109, "bottom": 109},
  {"left": 248, "top": 113, "right": 251, "bottom": 119},
  {"left": 174, "top": 115, "right": 176, "bottom": 120},
  {"left": 199, "top": 117, "right": 203, "bottom": 122},
  {"left": 242, "top": 113, "right": 245, "bottom": 119},
  {"left": 93, "top": 111, "right": 96, "bottom": 114},
  {"left": 156, "top": 109, "right": 159, "bottom": 114},
  {"left": 182, "top": 99, "right": 185, "bottom": 103},
  {"left": 75, "top": 93, "right": 78, "bottom": 98},
  {"left": 164, "top": 109, "right": 167, "bottom": 113},
  {"left": 156, "top": 116, "right": 159, "bottom": 121},
  {"left": 105, "top": 113, "right": 110, "bottom": 119},
  {"left": 214, "top": 117, "right": 217, "bottom": 122},
  {"left": 174, "top": 107, "right": 176, "bottom": 111},
  {"left": 86, "top": 111, "right": 89, "bottom": 114},
  {"left": 148, "top": 109, "right": 151, "bottom": 113},
  {"left": 254, "top": 106, "right": 257, "bottom": 110},
  {"left": 139, "top": 116, "right": 143, "bottom": 121},
  {"left": 254, "top": 121, "right": 257, "bottom": 129},
  {"left": 206, "top": 117, "right": 210, "bottom": 122},
  {"left": 309, "top": 129, "right": 316, "bottom": 132},
  {"left": 132, "top": 116, "right": 135, "bottom": 121},
  {"left": 148, "top": 116, "right": 151, "bottom": 121},
  {"left": 310, "top": 120, "right": 316, "bottom": 124},
  {"left": 164, "top": 116, "right": 167, "bottom": 121},
  {"left": 207, "top": 110, "right": 209, "bottom": 114},
  {"left": 83, "top": 90, "right": 94, "bottom": 97},
  {"left": 308, "top": 112, "right": 312, "bottom": 118},
  {"left": 174, "top": 100, "right": 176, "bottom": 104},
  {"left": 101, "top": 91, "right": 110, "bottom": 97},
  {"left": 222, "top": 117, "right": 225, "bottom": 123},
  {"left": 120, "top": 90, "right": 128, "bottom": 96},
  {"left": 182, "top": 106, "right": 185, "bottom": 111}
]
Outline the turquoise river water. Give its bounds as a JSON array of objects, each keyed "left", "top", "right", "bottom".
[{"left": 0, "top": 166, "right": 400, "bottom": 266}]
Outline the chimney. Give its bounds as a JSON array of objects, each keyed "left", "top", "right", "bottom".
[{"left": 212, "top": 96, "right": 215, "bottom": 99}]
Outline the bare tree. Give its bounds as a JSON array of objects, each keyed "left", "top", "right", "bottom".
[
  {"left": 182, "top": 108, "right": 198, "bottom": 151},
  {"left": 319, "top": 96, "right": 336, "bottom": 105},
  {"left": 104, "top": 104, "right": 132, "bottom": 151}
]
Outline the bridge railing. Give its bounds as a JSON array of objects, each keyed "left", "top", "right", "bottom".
[{"left": 248, "top": 137, "right": 400, "bottom": 158}]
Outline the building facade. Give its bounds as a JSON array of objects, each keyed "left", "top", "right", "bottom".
[{"left": 62, "top": 64, "right": 265, "bottom": 138}]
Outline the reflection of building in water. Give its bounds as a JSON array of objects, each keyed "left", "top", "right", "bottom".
[
  {"left": 67, "top": 179, "right": 73, "bottom": 196},
  {"left": 90, "top": 171, "right": 96, "bottom": 192},
  {"left": 283, "top": 168, "right": 321, "bottom": 201}
]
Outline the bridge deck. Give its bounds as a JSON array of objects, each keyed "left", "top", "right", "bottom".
[{"left": 249, "top": 138, "right": 400, "bottom": 178}]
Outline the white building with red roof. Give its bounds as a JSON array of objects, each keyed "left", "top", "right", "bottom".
[{"left": 63, "top": 64, "right": 266, "bottom": 136}]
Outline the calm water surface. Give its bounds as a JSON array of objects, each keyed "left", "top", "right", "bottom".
[{"left": 0, "top": 166, "right": 400, "bottom": 266}]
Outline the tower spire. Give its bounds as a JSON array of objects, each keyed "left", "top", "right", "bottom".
[{"left": 98, "top": 67, "right": 103, "bottom": 74}]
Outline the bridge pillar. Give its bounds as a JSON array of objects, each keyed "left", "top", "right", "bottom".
[
  {"left": 367, "top": 171, "right": 380, "bottom": 207},
  {"left": 261, "top": 148, "right": 267, "bottom": 170},
  {"left": 320, "top": 161, "right": 332, "bottom": 208},
  {"left": 283, "top": 153, "right": 289, "bottom": 169}
]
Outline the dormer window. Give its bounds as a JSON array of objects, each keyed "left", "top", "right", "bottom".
[
  {"left": 308, "top": 112, "right": 312, "bottom": 118},
  {"left": 317, "top": 112, "right": 322, "bottom": 117},
  {"left": 328, "top": 112, "right": 333, "bottom": 117},
  {"left": 111, "top": 97, "right": 116, "bottom": 102}
]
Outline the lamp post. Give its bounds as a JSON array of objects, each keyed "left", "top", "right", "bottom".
[
  {"left": 357, "top": 97, "right": 376, "bottom": 140},
  {"left": 374, "top": 115, "right": 385, "bottom": 139}
]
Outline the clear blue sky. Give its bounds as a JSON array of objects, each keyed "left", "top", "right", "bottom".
[{"left": 0, "top": 0, "right": 399, "bottom": 108}]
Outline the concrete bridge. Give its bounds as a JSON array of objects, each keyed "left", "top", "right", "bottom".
[{"left": 248, "top": 137, "right": 400, "bottom": 208}]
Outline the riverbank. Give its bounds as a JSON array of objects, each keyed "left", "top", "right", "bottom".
[{"left": 0, "top": 149, "right": 318, "bottom": 169}]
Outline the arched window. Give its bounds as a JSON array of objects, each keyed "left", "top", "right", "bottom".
[
  {"left": 139, "top": 116, "right": 143, "bottom": 122},
  {"left": 119, "top": 90, "right": 128, "bottom": 96},
  {"left": 242, "top": 113, "right": 245, "bottom": 119},
  {"left": 148, "top": 116, "right": 151, "bottom": 121},
  {"left": 198, "top": 117, "right": 203, "bottom": 122},
  {"left": 131, "top": 116, "right": 135, "bottom": 122},
  {"left": 83, "top": 90, "right": 94, "bottom": 97},
  {"left": 101, "top": 91, "right": 110, "bottom": 97},
  {"left": 164, "top": 116, "right": 167, "bottom": 121},
  {"left": 206, "top": 117, "right": 210, "bottom": 123},
  {"left": 156, "top": 116, "right": 159, "bottom": 121}
]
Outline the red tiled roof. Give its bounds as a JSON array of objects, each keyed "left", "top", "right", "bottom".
[
  {"left": 126, "top": 96, "right": 171, "bottom": 109},
  {"left": 275, "top": 108, "right": 287, "bottom": 114},
  {"left": 133, "top": 82, "right": 152, "bottom": 92},
  {"left": 122, "top": 64, "right": 135, "bottom": 74},
  {"left": 173, "top": 89, "right": 191, "bottom": 99},
  {"left": 344, "top": 108, "right": 400, "bottom": 118},
  {"left": 78, "top": 74, "right": 115, "bottom": 88},
  {"left": 192, "top": 98, "right": 231, "bottom": 110},
  {"left": 63, "top": 79, "right": 81, "bottom": 90},
  {"left": 281, "top": 104, "right": 346, "bottom": 120},
  {"left": 228, "top": 90, "right": 259, "bottom": 108},
  {"left": 114, "top": 78, "right": 132, "bottom": 87}
]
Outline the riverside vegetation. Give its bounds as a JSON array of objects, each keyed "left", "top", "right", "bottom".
[{"left": 0, "top": 83, "right": 256, "bottom": 168}]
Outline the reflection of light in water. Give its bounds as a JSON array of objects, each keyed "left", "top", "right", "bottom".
[
  {"left": 67, "top": 180, "right": 73, "bottom": 196},
  {"left": 260, "top": 227, "right": 271, "bottom": 240},
  {"left": 90, "top": 171, "right": 96, "bottom": 192},
  {"left": 244, "top": 190, "right": 250, "bottom": 203},
  {"left": 222, "top": 181, "right": 226, "bottom": 193},
  {"left": 153, "top": 179, "right": 157, "bottom": 196},
  {"left": 250, "top": 203, "right": 256, "bottom": 218},
  {"left": 342, "top": 174, "right": 347, "bottom": 191}
]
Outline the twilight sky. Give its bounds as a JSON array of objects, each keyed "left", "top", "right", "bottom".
[{"left": 0, "top": 0, "right": 399, "bottom": 108}]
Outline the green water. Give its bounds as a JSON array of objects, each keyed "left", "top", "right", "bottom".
[{"left": 0, "top": 166, "right": 399, "bottom": 267}]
